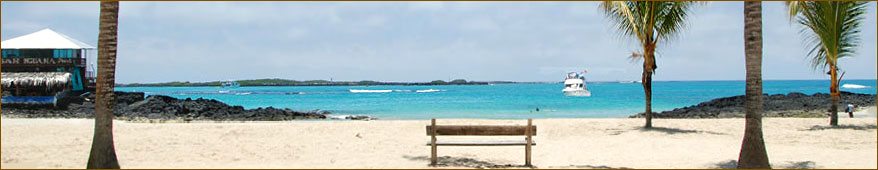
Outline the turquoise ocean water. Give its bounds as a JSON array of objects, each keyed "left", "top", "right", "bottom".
[{"left": 116, "top": 80, "right": 877, "bottom": 120}]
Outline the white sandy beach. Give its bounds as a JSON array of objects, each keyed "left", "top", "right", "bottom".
[{"left": 1, "top": 108, "right": 876, "bottom": 169}]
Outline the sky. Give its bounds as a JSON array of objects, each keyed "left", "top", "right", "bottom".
[{"left": 2, "top": 1, "right": 876, "bottom": 83}]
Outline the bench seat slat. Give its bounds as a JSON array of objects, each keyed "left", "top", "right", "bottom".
[
  {"left": 426, "top": 140, "right": 537, "bottom": 146},
  {"left": 426, "top": 125, "right": 537, "bottom": 136}
]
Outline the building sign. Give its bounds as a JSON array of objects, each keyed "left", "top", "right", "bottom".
[{"left": 2, "top": 58, "right": 80, "bottom": 66}]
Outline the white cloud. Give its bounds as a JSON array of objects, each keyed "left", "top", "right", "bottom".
[
  {"left": 460, "top": 17, "right": 500, "bottom": 32},
  {"left": 408, "top": 1, "right": 444, "bottom": 11},
  {"left": 568, "top": 2, "right": 601, "bottom": 17},
  {"left": 2, "top": 1, "right": 875, "bottom": 83},
  {"left": 362, "top": 15, "right": 388, "bottom": 28},
  {"left": 18, "top": 1, "right": 97, "bottom": 19},
  {"left": 0, "top": 21, "right": 44, "bottom": 38},
  {"left": 447, "top": 1, "right": 491, "bottom": 11},
  {"left": 284, "top": 28, "right": 309, "bottom": 39}
]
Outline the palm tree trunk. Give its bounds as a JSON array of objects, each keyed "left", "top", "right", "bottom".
[
  {"left": 642, "top": 44, "right": 656, "bottom": 128},
  {"left": 87, "top": 1, "right": 120, "bottom": 169},
  {"left": 829, "top": 65, "right": 839, "bottom": 126},
  {"left": 737, "top": 1, "right": 771, "bottom": 169},
  {"left": 643, "top": 70, "right": 653, "bottom": 128}
]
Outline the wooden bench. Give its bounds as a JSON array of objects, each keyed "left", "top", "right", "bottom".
[{"left": 426, "top": 118, "right": 536, "bottom": 167}]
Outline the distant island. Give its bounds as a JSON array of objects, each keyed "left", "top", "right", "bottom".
[{"left": 117, "top": 79, "right": 538, "bottom": 87}]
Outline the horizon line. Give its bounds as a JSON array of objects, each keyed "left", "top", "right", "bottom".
[{"left": 118, "top": 78, "right": 877, "bottom": 85}]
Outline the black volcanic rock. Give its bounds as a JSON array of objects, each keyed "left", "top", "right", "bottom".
[
  {"left": 2, "top": 91, "right": 368, "bottom": 121},
  {"left": 630, "top": 91, "right": 877, "bottom": 118},
  {"left": 114, "top": 91, "right": 145, "bottom": 105}
]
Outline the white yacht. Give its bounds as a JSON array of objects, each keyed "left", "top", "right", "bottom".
[{"left": 562, "top": 72, "right": 591, "bottom": 97}]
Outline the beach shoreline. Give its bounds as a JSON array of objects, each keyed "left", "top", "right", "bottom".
[
  {"left": 2, "top": 117, "right": 875, "bottom": 169},
  {"left": 3, "top": 90, "right": 875, "bottom": 121}
]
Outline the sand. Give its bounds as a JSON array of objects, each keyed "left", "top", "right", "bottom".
[
  {"left": 854, "top": 106, "right": 878, "bottom": 117},
  {"left": 2, "top": 109, "right": 876, "bottom": 169}
]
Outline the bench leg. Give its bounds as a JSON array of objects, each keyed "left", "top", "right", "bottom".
[
  {"left": 431, "top": 142, "right": 437, "bottom": 166},
  {"left": 525, "top": 119, "right": 533, "bottom": 167},
  {"left": 431, "top": 119, "right": 438, "bottom": 166},
  {"left": 525, "top": 144, "right": 532, "bottom": 167},
  {"left": 524, "top": 145, "right": 533, "bottom": 167}
]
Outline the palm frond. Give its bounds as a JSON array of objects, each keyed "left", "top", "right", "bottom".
[
  {"left": 600, "top": 1, "right": 699, "bottom": 57},
  {"left": 654, "top": 1, "right": 697, "bottom": 42},
  {"left": 788, "top": 1, "right": 867, "bottom": 72},
  {"left": 601, "top": 1, "right": 643, "bottom": 42},
  {"left": 628, "top": 52, "right": 644, "bottom": 63},
  {"left": 786, "top": 1, "right": 805, "bottom": 20}
]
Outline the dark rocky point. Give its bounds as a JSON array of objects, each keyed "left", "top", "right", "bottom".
[
  {"left": 1, "top": 91, "right": 373, "bottom": 121},
  {"left": 630, "top": 91, "right": 877, "bottom": 118}
]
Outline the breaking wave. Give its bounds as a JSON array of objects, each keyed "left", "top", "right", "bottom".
[{"left": 842, "top": 84, "right": 870, "bottom": 89}]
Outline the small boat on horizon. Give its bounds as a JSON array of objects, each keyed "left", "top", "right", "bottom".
[
  {"left": 221, "top": 81, "right": 240, "bottom": 88},
  {"left": 563, "top": 71, "right": 591, "bottom": 97}
]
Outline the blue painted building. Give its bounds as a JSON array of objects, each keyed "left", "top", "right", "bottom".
[{"left": 1, "top": 29, "right": 96, "bottom": 98}]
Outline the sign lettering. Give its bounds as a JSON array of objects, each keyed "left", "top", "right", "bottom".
[{"left": 1, "top": 58, "right": 77, "bottom": 65}]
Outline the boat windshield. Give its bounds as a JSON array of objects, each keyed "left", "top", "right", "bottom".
[{"left": 567, "top": 72, "right": 580, "bottom": 79}]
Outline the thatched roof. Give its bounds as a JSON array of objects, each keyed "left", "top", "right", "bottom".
[{"left": 1, "top": 72, "right": 71, "bottom": 89}]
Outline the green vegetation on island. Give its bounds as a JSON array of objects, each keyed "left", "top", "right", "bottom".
[{"left": 118, "top": 79, "right": 499, "bottom": 87}]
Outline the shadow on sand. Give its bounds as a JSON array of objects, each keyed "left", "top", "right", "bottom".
[
  {"left": 707, "top": 160, "right": 820, "bottom": 169},
  {"left": 403, "top": 155, "right": 534, "bottom": 169},
  {"left": 805, "top": 124, "right": 877, "bottom": 131},
  {"left": 707, "top": 160, "right": 738, "bottom": 169},
  {"left": 638, "top": 127, "right": 727, "bottom": 135},
  {"left": 780, "top": 161, "right": 820, "bottom": 169},
  {"left": 547, "top": 165, "right": 632, "bottom": 169}
]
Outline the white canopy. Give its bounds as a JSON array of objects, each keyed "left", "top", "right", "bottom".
[{"left": 1, "top": 29, "right": 95, "bottom": 49}]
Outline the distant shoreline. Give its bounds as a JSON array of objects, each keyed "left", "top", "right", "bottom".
[
  {"left": 116, "top": 79, "right": 877, "bottom": 87},
  {"left": 115, "top": 79, "right": 557, "bottom": 87}
]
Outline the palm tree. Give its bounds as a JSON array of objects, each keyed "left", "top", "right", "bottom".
[
  {"left": 737, "top": 1, "right": 771, "bottom": 169},
  {"left": 600, "top": 1, "right": 698, "bottom": 128},
  {"left": 87, "top": 1, "right": 121, "bottom": 169},
  {"left": 787, "top": 1, "right": 868, "bottom": 126}
]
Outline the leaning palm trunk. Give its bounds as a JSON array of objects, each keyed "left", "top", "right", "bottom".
[
  {"left": 87, "top": 1, "right": 120, "bottom": 169},
  {"left": 737, "top": 1, "right": 771, "bottom": 168},
  {"left": 787, "top": 1, "right": 867, "bottom": 127}
]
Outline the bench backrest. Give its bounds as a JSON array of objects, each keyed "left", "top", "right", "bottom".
[{"left": 426, "top": 119, "right": 536, "bottom": 136}]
